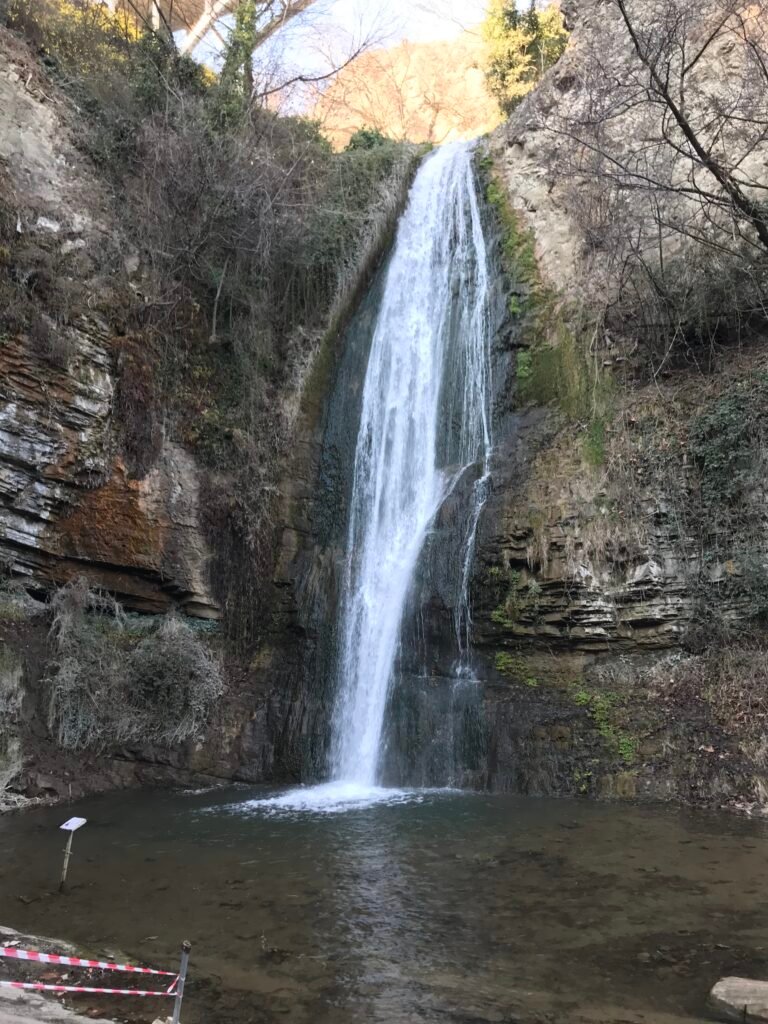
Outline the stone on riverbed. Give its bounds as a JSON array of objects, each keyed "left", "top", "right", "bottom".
[{"left": 709, "top": 977, "right": 768, "bottom": 1023}]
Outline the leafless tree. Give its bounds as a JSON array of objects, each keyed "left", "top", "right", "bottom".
[
  {"left": 177, "top": 0, "right": 317, "bottom": 56},
  {"left": 533, "top": 0, "right": 768, "bottom": 367},
  {"left": 312, "top": 32, "right": 497, "bottom": 147},
  {"left": 551, "top": 0, "right": 768, "bottom": 255}
]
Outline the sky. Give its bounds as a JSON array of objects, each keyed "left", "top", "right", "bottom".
[{"left": 327, "top": 0, "right": 487, "bottom": 43}]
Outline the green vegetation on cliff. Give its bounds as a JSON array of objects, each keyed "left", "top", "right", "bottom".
[
  {"left": 487, "top": 568, "right": 542, "bottom": 628},
  {"left": 483, "top": 155, "right": 614, "bottom": 465},
  {"left": 46, "top": 578, "right": 223, "bottom": 751},
  {"left": 482, "top": 0, "right": 568, "bottom": 114},
  {"left": 571, "top": 687, "right": 637, "bottom": 766},
  {"left": 495, "top": 651, "right": 540, "bottom": 687}
]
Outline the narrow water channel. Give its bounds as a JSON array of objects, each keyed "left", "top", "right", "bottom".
[{"left": 2, "top": 788, "right": 767, "bottom": 1024}]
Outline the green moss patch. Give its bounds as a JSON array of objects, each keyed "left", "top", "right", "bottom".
[
  {"left": 481, "top": 154, "right": 615, "bottom": 465},
  {"left": 495, "top": 651, "right": 540, "bottom": 687},
  {"left": 570, "top": 686, "right": 638, "bottom": 765},
  {"left": 487, "top": 567, "right": 542, "bottom": 628}
]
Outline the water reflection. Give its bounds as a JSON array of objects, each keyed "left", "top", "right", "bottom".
[{"left": 328, "top": 808, "right": 421, "bottom": 1021}]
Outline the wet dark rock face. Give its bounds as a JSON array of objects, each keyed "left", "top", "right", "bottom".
[
  {"left": 0, "top": 317, "right": 220, "bottom": 619},
  {"left": 241, "top": 260, "right": 394, "bottom": 784}
]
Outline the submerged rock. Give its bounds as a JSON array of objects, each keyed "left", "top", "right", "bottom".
[{"left": 709, "top": 977, "right": 768, "bottom": 1023}]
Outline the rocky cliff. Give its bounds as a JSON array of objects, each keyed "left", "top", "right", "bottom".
[
  {"left": 459, "top": 0, "right": 768, "bottom": 808},
  {"left": 4, "top": 0, "right": 768, "bottom": 813},
  {"left": 0, "top": 30, "right": 218, "bottom": 618},
  {"left": 262, "top": 0, "right": 768, "bottom": 809},
  {"left": 0, "top": 19, "right": 416, "bottom": 805}
]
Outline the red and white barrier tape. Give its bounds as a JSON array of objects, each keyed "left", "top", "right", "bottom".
[
  {"left": 0, "top": 980, "right": 177, "bottom": 997},
  {"left": 0, "top": 947, "right": 176, "bottom": 977}
]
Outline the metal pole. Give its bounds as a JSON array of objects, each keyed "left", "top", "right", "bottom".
[
  {"left": 171, "top": 940, "right": 192, "bottom": 1024},
  {"left": 59, "top": 832, "right": 74, "bottom": 892}
]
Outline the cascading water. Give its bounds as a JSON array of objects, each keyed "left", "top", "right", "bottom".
[
  {"left": 330, "top": 141, "right": 493, "bottom": 793},
  {"left": 252, "top": 140, "right": 493, "bottom": 813}
]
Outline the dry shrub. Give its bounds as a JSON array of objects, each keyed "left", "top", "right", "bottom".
[
  {"left": 8, "top": 0, "right": 208, "bottom": 172},
  {"left": 46, "top": 578, "right": 126, "bottom": 750},
  {"left": 46, "top": 578, "right": 223, "bottom": 751},
  {"left": 130, "top": 107, "right": 416, "bottom": 355},
  {"left": 28, "top": 315, "right": 78, "bottom": 369},
  {"left": 0, "top": 166, "right": 31, "bottom": 336},
  {"left": 660, "top": 645, "right": 768, "bottom": 748},
  {"left": 556, "top": 159, "right": 768, "bottom": 376},
  {"left": 1, "top": 235, "right": 93, "bottom": 340},
  {"left": 543, "top": 0, "right": 768, "bottom": 373},
  {"left": 123, "top": 616, "right": 223, "bottom": 745}
]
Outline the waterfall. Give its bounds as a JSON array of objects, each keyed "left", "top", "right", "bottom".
[{"left": 330, "top": 141, "right": 493, "bottom": 790}]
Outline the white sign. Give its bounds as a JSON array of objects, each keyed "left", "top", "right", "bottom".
[{"left": 60, "top": 817, "right": 87, "bottom": 832}]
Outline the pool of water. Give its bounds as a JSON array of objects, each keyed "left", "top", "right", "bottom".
[{"left": 2, "top": 786, "right": 767, "bottom": 1024}]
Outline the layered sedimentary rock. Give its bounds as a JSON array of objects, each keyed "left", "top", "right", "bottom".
[
  {"left": 0, "top": 31, "right": 218, "bottom": 618},
  {"left": 0, "top": 327, "right": 217, "bottom": 615},
  {"left": 473, "top": 436, "right": 694, "bottom": 652}
]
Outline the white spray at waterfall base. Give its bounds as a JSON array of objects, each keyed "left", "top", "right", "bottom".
[{"left": 248, "top": 141, "right": 493, "bottom": 815}]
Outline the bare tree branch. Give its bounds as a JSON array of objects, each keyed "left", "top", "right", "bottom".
[
  {"left": 612, "top": 0, "right": 768, "bottom": 250},
  {"left": 178, "top": 0, "right": 317, "bottom": 58}
]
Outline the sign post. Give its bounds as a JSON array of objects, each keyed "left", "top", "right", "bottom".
[
  {"left": 171, "top": 940, "right": 192, "bottom": 1024},
  {"left": 58, "top": 817, "right": 86, "bottom": 892}
]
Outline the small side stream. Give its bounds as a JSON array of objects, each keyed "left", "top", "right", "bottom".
[{"left": 2, "top": 790, "right": 767, "bottom": 1024}]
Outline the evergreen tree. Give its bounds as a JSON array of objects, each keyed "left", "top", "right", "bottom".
[
  {"left": 482, "top": 0, "right": 568, "bottom": 114},
  {"left": 220, "top": 0, "right": 256, "bottom": 100}
]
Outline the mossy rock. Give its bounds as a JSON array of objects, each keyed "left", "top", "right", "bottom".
[{"left": 598, "top": 771, "right": 638, "bottom": 800}]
